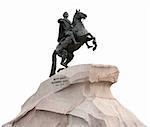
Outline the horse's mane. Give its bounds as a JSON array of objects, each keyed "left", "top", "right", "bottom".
[{"left": 72, "top": 12, "right": 77, "bottom": 26}]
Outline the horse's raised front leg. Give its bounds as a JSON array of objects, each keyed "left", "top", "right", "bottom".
[
  {"left": 84, "top": 33, "right": 94, "bottom": 49},
  {"left": 92, "top": 39, "right": 97, "bottom": 51},
  {"left": 86, "top": 33, "right": 97, "bottom": 51},
  {"left": 84, "top": 33, "right": 97, "bottom": 50},
  {"left": 85, "top": 42, "right": 93, "bottom": 49},
  {"left": 86, "top": 33, "right": 95, "bottom": 40}
]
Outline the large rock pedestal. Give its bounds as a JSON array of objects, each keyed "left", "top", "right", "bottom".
[{"left": 3, "top": 64, "right": 145, "bottom": 127}]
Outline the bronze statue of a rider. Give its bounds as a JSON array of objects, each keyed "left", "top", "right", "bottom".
[
  {"left": 57, "top": 12, "right": 78, "bottom": 52},
  {"left": 56, "top": 11, "right": 93, "bottom": 67},
  {"left": 49, "top": 10, "right": 97, "bottom": 77}
]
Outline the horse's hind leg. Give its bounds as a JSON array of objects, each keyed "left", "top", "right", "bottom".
[
  {"left": 57, "top": 50, "right": 68, "bottom": 72},
  {"left": 64, "top": 53, "right": 74, "bottom": 66},
  {"left": 60, "top": 50, "right": 68, "bottom": 68}
]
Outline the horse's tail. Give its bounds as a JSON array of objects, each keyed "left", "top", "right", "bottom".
[{"left": 49, "top": 50, "right": 57, "bottom": 77}]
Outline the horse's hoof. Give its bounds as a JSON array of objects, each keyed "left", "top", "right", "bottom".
[
  {"left": 61, "top": 62, "right": 68, "bottom": 68},
  {"left": 57, "top": 68, "right": 65, "bottom": 72},
  {"left": 88, "top": 46, "right": 93, "bottom": 49},
  {"left": 93, "top": 47, "right": 97, "bottom": 51}
]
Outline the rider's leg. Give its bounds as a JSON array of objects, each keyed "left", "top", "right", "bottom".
[
  {"left": 56, "top": 37, "right": 71, "bottom": 53},
  {"left": 70, "top": 32, "right": 79, "bottom": 44},
  {"left": 65, "top": 30, "right": 78, "bottom": 44}
]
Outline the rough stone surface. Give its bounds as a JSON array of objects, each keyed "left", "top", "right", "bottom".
[{"left": 3, "top": 64, "right": 146, "bottom": 127}]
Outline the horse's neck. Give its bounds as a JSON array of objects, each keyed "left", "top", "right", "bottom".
[
  {"left": 72, "top": 18, "right": 88, "bottom": 36},
  {"left": 72, "top": 18, "right": 84, "bottom": 28}
]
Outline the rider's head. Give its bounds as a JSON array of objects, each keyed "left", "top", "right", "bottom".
[{"left": 63, "top": 12, "right": 69, "bottom": 18}]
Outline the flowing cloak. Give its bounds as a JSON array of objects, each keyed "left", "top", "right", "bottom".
[{"left": 57, "top": 18, "right": 72, "bottom": 42}]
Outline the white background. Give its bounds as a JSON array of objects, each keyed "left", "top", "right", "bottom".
[{"left": 0, "top": 0, "right": 150, "bottom": 126}]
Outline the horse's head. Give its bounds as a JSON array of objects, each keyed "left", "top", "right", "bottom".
[
  {"left": 72, "top": 9, "right": 89, "bottom": 36},
  {"left": 74, "top": 9, "right": 87, "bottom": 21}
]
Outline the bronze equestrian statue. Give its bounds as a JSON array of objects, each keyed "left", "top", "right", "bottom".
[{"left": 49, "top": 10, "right": 97, "bottom": 77}]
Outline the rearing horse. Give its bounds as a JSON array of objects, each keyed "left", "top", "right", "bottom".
[{"left": 49, "top": 10, "right": 97, "bottom": 77}]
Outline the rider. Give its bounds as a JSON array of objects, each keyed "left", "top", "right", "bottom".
[{"left": 57, "top": 12, "right": 78, "bottom": 49}]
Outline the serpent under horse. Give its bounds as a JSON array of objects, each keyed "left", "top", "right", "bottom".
[{"left": 49, "top": 10, "right": 97, "bottom": 77}]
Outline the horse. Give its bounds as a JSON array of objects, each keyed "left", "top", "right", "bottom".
[{"left": 49, "top": 10, "right": 97, "bottom": 77}]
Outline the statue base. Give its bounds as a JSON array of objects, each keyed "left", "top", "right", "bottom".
[{"left": 3, "top": 64, "right": 145, "bottom": 127}]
